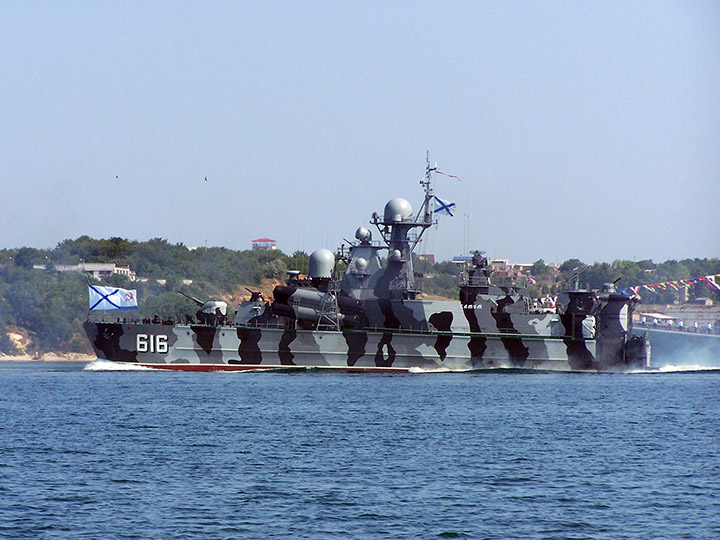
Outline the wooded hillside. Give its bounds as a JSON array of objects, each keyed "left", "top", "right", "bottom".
[{"left": 1, "top": 237, "right": 718, "bottom": 354}]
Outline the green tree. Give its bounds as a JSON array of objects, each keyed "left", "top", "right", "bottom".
[
  {"left": 13, "top": 247, "right": 45, "bottom": 269},
  {"left": 559, "top": 259, "right": 584, "bottom": 276},
  {"left": 261, "top": 259, "right": 288, "bottom": 279},
  {"left": 531, "top": 259, "right": 549, "bottom": 276}
]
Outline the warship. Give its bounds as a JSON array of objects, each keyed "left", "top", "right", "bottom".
[{"left": 84, "top": 157, "right": 650, "bottom": 372}]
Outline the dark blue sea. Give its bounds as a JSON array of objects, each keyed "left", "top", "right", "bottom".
[{"left": 1, "top": 361, "right": 718, "bottom": 540}]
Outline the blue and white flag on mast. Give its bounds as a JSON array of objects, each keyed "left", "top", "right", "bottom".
[
  {"left": 433, "top": 196, "right": 456, "bottom": 217},
  {"left": 89, "top": 285, "right": 138, "bottom": 310}
]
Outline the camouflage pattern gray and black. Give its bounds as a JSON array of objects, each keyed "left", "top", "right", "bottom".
[{"left": 85, "top": 156, "right": 650, "bottom": 372}]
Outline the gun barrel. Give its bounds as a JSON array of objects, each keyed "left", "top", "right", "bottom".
[{"left": 178, "top": 291, "right": 204, "bottom": 307}]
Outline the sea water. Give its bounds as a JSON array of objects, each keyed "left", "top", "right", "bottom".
[{"left": 0, "top": 361, "right": 718, "bottom": 539}]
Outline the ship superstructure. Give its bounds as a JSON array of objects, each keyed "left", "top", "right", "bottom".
[{"left": 85, "top": 156, "right": 650, "bottom": 372}]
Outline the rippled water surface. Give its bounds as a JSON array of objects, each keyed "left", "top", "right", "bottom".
[{"left": 1, "top": 361, "right": 718, "bottom": 539}]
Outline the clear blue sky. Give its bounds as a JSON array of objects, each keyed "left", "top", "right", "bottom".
[{"left": 1, "top": 1, "right": 718, "bottom": 264}]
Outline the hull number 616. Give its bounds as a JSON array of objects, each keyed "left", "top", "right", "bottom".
[{"left": 137, "top": 334, "right": 168, "bottom": 353}]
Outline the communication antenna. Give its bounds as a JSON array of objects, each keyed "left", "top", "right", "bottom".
[{"left": 463, "top": 212, "right": 470, "bottom": 256}]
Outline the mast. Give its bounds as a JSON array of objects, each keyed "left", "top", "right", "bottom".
[
  {"left": 366, "top": 153, "right": 443, "bottom": 298},
  {"left": 416, "top": 150, "right": 436, "bottom": 225},
  {"left": 410, "top": 151, "right": 437, "bottom": 253}
]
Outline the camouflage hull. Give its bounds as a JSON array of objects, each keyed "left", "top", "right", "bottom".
[
  {"left": 83, "top": 321, "right": 624, "bottom": 372},
  {"left": 83, "top": 159, "right": 652, "bottom": 373}
]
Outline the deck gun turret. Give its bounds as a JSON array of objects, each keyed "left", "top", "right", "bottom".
[{"left": 178, "top": 291, "right": 228, "bottom": 326}]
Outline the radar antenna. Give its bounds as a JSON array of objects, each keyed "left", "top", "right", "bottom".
[{"left": 567, "top": 265, "right": 588, "bottom": 290}]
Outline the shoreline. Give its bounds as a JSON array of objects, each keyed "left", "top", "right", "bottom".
[{"left": 0, "top": 353, "right": 96, "bottom": 362}]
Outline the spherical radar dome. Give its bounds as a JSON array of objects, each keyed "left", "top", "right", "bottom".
[
  {"left": 354, "top": 257, "right": 368, "bottom": 273},
  {"left": 355, "top": 227, "right": 372, "bottom": 243},
  {"left": 383, "top": 198, "right": 413, "bottom": 223},
  {"left": 308, "top": 248, "right": 336, "bottom": 279}
]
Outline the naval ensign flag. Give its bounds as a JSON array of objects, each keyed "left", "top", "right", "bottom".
[
  {"left": 89, "top": 285, "right": 138, "bottom": 310},
  {"left": 433, "top": 196, "right": 456, "bottom": 217}
]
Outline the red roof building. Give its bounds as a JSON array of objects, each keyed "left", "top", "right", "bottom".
[{"left": 252, "top": 238, "right": 277, "bottom": 251}]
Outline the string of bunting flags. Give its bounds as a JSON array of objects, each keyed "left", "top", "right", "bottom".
[{"left": 620, "top": 274, "right": 720, "bottom": 296}]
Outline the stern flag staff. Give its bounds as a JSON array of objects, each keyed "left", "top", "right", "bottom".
[{"left": 88, "top": 285, "right": 138, "bottom": 310}]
